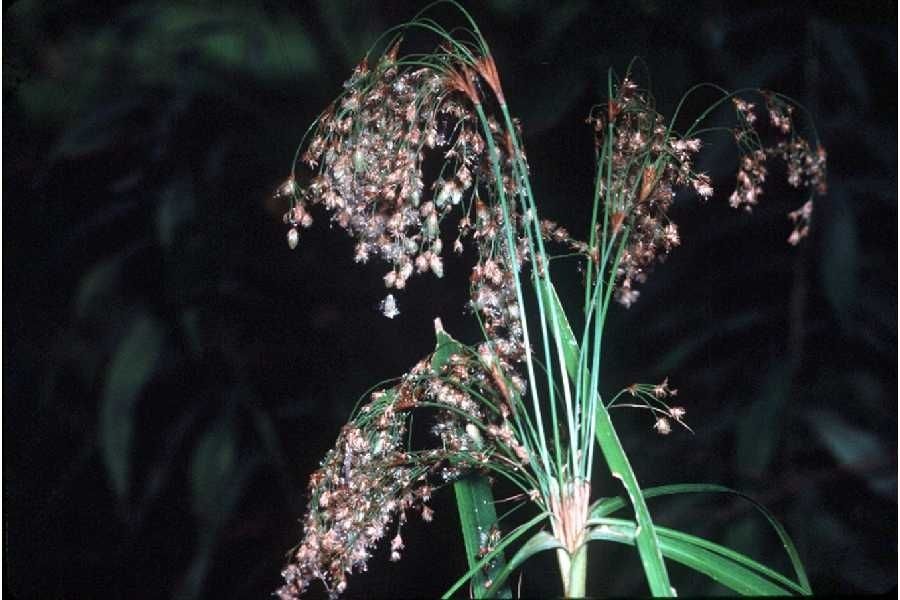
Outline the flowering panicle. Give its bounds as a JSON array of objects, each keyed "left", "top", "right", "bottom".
[
  {"left": 280, "top": 47, "right": 496, "bottom": 311},
  {"left": 587, "top": 78, "right": 709, "bottom": 307},
  {"left": 277, "top": 336, "right": 528, "bottom": 599},
  {"left": 764, "top": 91, "right": 795, "bottom": 134},
  {"left": 729, "top": 149, "right": 768, "bottom": 211},
  {"left": 729, "top": 92, "right": 827, "bottom": 233},
  {"left": 579, "top": 76, "right": 828, "bottom": 307},
  {"left": 617, "top": 378, "right": 690, "bottom": 436}
]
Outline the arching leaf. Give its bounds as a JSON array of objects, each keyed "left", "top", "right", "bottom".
[
  {"left": 589, "top": 482, "right": 811, "bottom": 594},
  {"left": 100, "top": 312, "right": 166, "bottom": 498},
  {"left": 586, "top": 517, "right": 807, "bottom": 596}
]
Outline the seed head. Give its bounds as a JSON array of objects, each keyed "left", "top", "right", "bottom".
[
  {"left": 381, "top": 294, "right": 400, "bottom": 319},
  {"left": 653, "top": 417, "right": 672, "bottom": 435},
  {"left": 287, "top": 228, "right": 300, "bottom": 250}
]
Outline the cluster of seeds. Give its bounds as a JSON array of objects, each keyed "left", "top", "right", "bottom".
[
  {"left": 279, "top": 37, "right": 529, "bottom": 377},
  {"left": 587, "top": 78, "right": 712, "bottom": 308},
  {"left": 469, "top": 208, "right": 529, "bottom": 367},
  {"left": 281, "top": 44, "right": 493, "bottom": 314},
  {"left": 277, "top": 407, "right": 429, "bottom": 600},
  {"left": 615, "top": 378, "right": 690, "bottom": 436},
  {"left": 578, "top": 79, "right": 827, "bottom": 308},
  {"left": 730, "top": 94, "right": 827, "bottom": 244},
  {"left": 774, "top": 138, "right": 826, "bottom": 245},
  {"left": 277, "top": 341, "right": 525, "bottom": 599},
  {"left": 729, "top": 148, "right": 768, "bottom": 211}
]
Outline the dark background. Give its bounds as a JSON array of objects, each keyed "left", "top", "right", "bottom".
[{"left": 4, "top": 1, "right": 896, "bottom": 598}]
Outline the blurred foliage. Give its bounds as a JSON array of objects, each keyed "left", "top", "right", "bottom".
[{"left": 4, "top": 0, "right": 896, "bottom": 598}]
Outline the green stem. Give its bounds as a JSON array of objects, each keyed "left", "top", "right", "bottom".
[
  {"left": 557, "top": 548, "right": 573, "bottom": 597},
  {"left": 567, "top": 543, "right": 588, "bottom": 598},
  {"left": 472, "top": 102, "right": 554, "bottom": 490},
  {"left": 556, "top": 542, "right": 588, "bottom": 598}
]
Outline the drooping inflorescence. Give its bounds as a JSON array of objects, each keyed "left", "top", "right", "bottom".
[
  {"left": 281, "top": 44, "right": 485, "bottom": 297},
  {"left": 275, "top": 36, "right": 535, "bottom": 595},
  {"left": 578, "top": 77, "right": 827, "bottom": 308},
  {"left": 277, "top": 338, "right": 530, "bottom": 599}
]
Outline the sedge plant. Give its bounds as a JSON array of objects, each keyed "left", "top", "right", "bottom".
[{"left": 275, "top": 3, "right": 825, "bottom": 598}]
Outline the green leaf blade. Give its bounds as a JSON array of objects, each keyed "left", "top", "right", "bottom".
[
  {"left": 484, "top": 531, "right": 564, "bottom": 599},
  {"left": 589, "top": 483, "right": 812, "bottom": 594},
  {"left": 443, "top": 512, "right": 549, "bottom": 599},
  {"left": 100, "top": 312, "right": 166, "bottom": 498},
  {"left": 453, "top": 476, "right": 512, "bottom": 598},
  {"left": 587, "top": 518, "right": 802, "bottom": 596}
]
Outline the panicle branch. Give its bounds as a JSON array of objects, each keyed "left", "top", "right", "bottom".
[{"left": 577, "top": 72, "right": 827, "bottom": 308}]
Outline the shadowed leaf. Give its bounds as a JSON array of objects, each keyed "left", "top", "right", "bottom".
[
  {"left": 101, "top": 312, "right": 166, "bottom": 498},
  {"left": 820, "top": 194, "right": 859, "bottom": 322}
]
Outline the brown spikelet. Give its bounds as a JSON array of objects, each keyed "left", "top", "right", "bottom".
[
  {"left": 610, "top": 211, "right": 625, "bottom": 235},
  {"left": 488, "top": 362, "right": 516, "bottom": 417},
  {"left": 445, "top": 66, "right": 480, "bottom": 105},
  {"left": 638, "top": 166, "right": 657, "bottom": 203},
  {"left": 504, "top": 132, "right": 516, "bottom": 161},
  {"left": 608, "top": 100, "right": 620, "bottom": 122},
  {"left": 395, "top": 395, "right": 418, "bottom": 411},
  {"left": 353, "top": 56, "right": 369, "bottom": 76},
  {"left": 385, "top": 38, "right": 402, "bottom": 63},
  {"left": 475, "top": 55, "right": 505, "bottom": 104}
]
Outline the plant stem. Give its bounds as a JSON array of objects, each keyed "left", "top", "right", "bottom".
[
  {"left": 550, "top": 479, "right": 591, "bottom": 597},
  {"left": 556, "top": 542, "right": 588, "bottom": 598},
  {"left": 557, "top": 546, "right": 573, "bottom": 596},
  {"left": 567, "top": 543, "right": 588, "bottom": 598}
]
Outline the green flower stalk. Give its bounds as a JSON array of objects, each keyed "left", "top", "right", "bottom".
[{"left": 276, "top": 3, "right": 825, "bottom": 598}]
